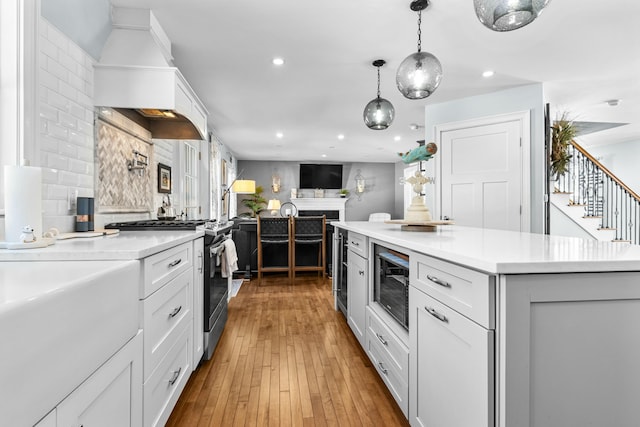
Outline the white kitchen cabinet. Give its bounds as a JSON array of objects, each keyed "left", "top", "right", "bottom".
[
  {"left": 366, "top": 307, "right": 409, "bottom": 416},
  {"left": 53, "top": 330, "right": 143, "bottom": 427},
  {"left": 140, "top": 240, "right": 194, "bottom": 426},
  {"left": 347, "top": 246, "right": 368, "bottom": 347},
  {"left": 409, "top": 286, "right": 494, "bottom": 427},
  {"left": 192, "top": 237, "right": 204, "bottom": 369},
  {"left": 498, "top": 273, "right": 640, "bottom": 427}
]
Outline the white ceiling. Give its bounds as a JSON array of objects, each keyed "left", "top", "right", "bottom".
[{"left": 109, "top": 0, "right": 640, "bottom": 163}]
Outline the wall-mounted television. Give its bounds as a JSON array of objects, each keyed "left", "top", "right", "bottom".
[{"left": 299, "top": 163, "right": 343, "bottom": 189}]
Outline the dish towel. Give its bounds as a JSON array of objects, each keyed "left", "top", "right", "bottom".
[{"left": 221, "top": 238, "right": 238, "bottom": 278}]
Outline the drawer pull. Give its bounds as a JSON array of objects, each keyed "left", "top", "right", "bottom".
[
  {"left": 169, "top": 306, "right": 183, "bottom": 318},
  {"left": 378, "top": 361, "right": 388, "bottom": 376},
  {"left": 350, "top": 241, "right": 360, "bottom": 247},
  {"left": 376, "top": 333, "right": 388, "bottom": 346},
  {"left": 198, "top": 252, "right": 203, "bottom": 273},
  {"left": 425, "top": 306, "right": 448, "bottom": 323},
  {"left": 168, "top": 258, "right": 182, "bottom": 268},
  {"left": 427, "top": 275, "right": 451, "bottom": 288},
  {"left": 168, "top": 367, "right": 182, "bottom": 386},
  {"left": 359, "top": 270, "right": 365, "bottom": 276}
]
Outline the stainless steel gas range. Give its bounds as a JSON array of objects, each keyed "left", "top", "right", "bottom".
[{"left": 105, "top": 219, "right": 233, "bottom": 362}]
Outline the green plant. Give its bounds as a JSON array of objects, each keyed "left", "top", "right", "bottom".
[
  {"left": 550, "top": 112, "right": 577, "bottom": 179},
  {"left": 240, "top": 185, "right": 266, "bottom": 218},
  {"left": 339, "top": 188, "right": 349, "bottom": 196}
]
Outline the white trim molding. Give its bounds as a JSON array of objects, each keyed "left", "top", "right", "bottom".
[{"left": 290, "top": 197, "right": 348, "bottom": 221}]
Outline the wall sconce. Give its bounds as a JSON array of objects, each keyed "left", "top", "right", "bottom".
[
  {"left": 267, "top": 199, "right": 281, "bottom": 216},
  {"left": 127, "top": 150, "right": 148, "bottom": 176},
  {"left": 271, "top": 171, "right": 281, "bottom": 193},
  {"left": 355, "top": 169, "right": 365, "bottom": 200}
]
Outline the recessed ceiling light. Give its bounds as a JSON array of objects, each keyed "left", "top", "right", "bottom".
[
  {"left": 337, "top": 134, "right": 345, "bottom": 140},
  {"left": 482, "top": 70, "right": 495, "bottom": 78},
  {"left": 394, "top": 136, "right": 401, "bottom": 141},
  {"left": 276, "top": 132, "right": 283, "bottom": 138},
  {"left": 321, "top": 154, "right": 327, "bottom": 158},
  {"left": 272, "top": 57, "right": 285, "bottom": 66},
  {"left": 606, "top": 99, "right": 620, "bottom": 106}
]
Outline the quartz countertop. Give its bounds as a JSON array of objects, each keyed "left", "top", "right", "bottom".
[
  {"left": 332, "top": 221, "right": 640, "bottom": 274},
  {"left": 0, "top": 230, "right": 204, "bottom": 261}
]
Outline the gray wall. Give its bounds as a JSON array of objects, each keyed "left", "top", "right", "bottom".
[
  {"left": 41, "top": 0, "right": 111, "bottom": 60},
  {"left": 409, "top": 84, "right": 545, "bottom": 233},
  {"left": 237, "top": 160, "right": 396, "bottom": 221}
]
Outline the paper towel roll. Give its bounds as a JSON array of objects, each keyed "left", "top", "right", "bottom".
[{"left": 4, "top": 165, "right": 42, "bottom": 243}]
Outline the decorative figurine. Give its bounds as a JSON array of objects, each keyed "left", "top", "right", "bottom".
[
  {"left": 20, "top": 225, "right": 36, "bottom": 243},
  {"left": 398, "top": 142, "right": 437, "bottom": 164},
  {"left": 404, "top": 171, "right": 432, "bottom": 221}
]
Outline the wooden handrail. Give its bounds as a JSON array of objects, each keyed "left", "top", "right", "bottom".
[{"left": 570, "top": 140, "right": 640, "bottom": 203}]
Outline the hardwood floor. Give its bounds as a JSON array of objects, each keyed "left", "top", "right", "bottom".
[{"left": 166, "top": 274, "right": 409, "bottom": 427}]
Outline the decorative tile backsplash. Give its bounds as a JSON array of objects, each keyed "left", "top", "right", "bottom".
[{"left": 95, "top": 111, "right": 153, "bottom": 212}]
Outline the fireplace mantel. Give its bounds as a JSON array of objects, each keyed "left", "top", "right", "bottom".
[{"left": 290, "top": 198, "right": 348, "bottom": 221}]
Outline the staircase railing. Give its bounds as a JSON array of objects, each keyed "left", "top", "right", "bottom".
[{"left": 554, "top": 140, "right": 640, "bottom": 245}]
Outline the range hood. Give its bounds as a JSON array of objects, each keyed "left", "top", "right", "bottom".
[{"left": 94, "top": 7, "right": 208, "bottom": 140}]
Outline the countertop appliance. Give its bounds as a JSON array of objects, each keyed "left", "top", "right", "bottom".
[{"left": 104, "top": 219, "right": 233, "bottom": 361}]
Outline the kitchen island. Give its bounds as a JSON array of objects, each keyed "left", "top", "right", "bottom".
[{"left": 332, "top": 221, "right": 640, "bottom": 427}]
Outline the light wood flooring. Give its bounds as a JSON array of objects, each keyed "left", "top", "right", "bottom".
[{"left": 166, "top": 274, "right": 409, "bottom": 427}]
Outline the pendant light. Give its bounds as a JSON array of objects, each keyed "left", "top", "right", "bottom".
[
  {"left": 474, "top": 0, "right": 551, "bottom": 32},
  {"left": 363, "top": 59, "right": 395, "bottom": 130},
  {"left": 396, "top": 0, "right": 442, "bottom": 100}
]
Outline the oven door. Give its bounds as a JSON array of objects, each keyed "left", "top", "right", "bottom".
[{"left": 204, "top": 233, "right": 229, "bottom": 360}]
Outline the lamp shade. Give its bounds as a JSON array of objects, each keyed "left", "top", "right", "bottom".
[
  {"left": 363, "top": 97, "right": 395, "bottom": 130},
  {"left": 267, "top": 199, "right": 281, "bottom": 210},
  {"left": 474, "top": 0, "right": 550, "bottom": 32},
  {"left": 396, "top": 51, "right": 442, "bottom": 100},
  {"left": 232, "top": 179, "right": 256, "bottom": 194}
]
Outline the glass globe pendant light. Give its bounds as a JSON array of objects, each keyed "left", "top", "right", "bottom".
[
  {"left": 474, "top": 0, "right": 551, "bottom": 32},
  {"left": 363, "top": 59, "right": 395, "bottom": 130},
  {"left": 396, "top": 0, "right": 442, "bottom": 100}
]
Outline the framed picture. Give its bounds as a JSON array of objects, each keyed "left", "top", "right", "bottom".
[{"left": 158, "top": 163, "right": 172, "bottom": 193}]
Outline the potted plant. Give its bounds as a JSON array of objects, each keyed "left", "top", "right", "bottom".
[
  {"left": 550, "top": 112, "right": 577, "bottom": 179},
  {"left": 240, "top": 185, "right": 266, "bottom": 218},
  {"left": 339, "top": 188, "right": 349, "bottom": 198}
]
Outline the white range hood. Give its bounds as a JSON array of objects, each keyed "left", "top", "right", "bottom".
[{"left": 94, "top": 7, "right": 208, "bottom": 140}]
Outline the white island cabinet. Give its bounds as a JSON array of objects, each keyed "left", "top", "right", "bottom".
[
  {"left": 347, "top": 231, "right": 368, "bottom": 347},
  {"left": 331, "top": 221, "right": 640, "bottom": 427}
]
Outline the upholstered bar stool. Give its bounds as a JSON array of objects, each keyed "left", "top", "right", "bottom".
[
  {"left": 292, "top": 215, "right": 326, "bottom": 281},
  {"left": 257, "top": 216, "right": 292, "bottom": 284}
]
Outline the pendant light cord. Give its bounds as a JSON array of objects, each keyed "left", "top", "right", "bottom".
[
  {"left": 376, "top": 66, "right": 381, "bottom": 98},
  {"left": 417, "top": 10, "right": 422, "bottom": 53}
]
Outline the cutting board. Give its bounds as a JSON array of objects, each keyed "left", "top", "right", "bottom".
[{"left": 56, "top": 229, "right": 120, "bottom": 240}]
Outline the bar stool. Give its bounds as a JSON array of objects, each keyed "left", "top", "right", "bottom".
[
  {"left": 257, "top": 216, "right": 292, "bottom": 283},
  {"left": 292, "top": 215, "right": 326, "bottom": 281}
]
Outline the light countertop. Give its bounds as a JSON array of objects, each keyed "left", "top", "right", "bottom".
[
  {"left": 0, "top": 229, "right": 204, "bottom": 261},
  {"left": 332, "top": 222, "right": 640, "bottom": 274}
]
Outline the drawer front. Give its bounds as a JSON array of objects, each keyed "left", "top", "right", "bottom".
[
  {"left": 366, "top": 333, "right": 408, "bottom": 417},
  {"left": 347, "top": 232, "right": 368, "bottom": 258},
  {"left": 143, "top": 325, "right": 191, "bottom": 427},
  {"left": 143, "top": 242, "right": 192, "bottom": 298},
  {"left": 411, "top": 253, "right": 494, "bottom": 328},
  {"left": 143, "top": 268, "right": 192, "bottom": 379},
  {"left": 366, "top": 307, "right": 409, "bottom": 380}
]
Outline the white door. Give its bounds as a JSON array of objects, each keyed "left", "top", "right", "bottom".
[{"left": 437, "top": 112, "right": 530, "bottom": 232}]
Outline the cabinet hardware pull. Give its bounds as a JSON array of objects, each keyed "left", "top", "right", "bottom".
[
  {"left": 169, "top": 306, "right": 182, "bottom": 318},
  {"left": 427, "top": 275, "right": 451, "bottom": 288},
  {"left": 376, "top": 333, "right": 388, "bottom": 346},
  {"left": 168, "top": 367, "right": 182, "bottom": 385},
  {"left": 378, "top": 361, "right": 388, "bottom": 375},
  {"left": 168, "top": 258, "right": 182, "bottom": 268},
  {"left": 425, "top": 306, "right": 448, "bottom": 323},
  {"left": 359, "top": 270, "right": 365, "bottom": 276},
  {"left": 350, "top": 241, "right": 359, "bottom": 246},
  {"left": 198, "top": 252, "right": 203, "bottom": 273}
]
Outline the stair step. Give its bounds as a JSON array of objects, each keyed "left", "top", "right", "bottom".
[
  {"left": 553, "top": 191, "right": 572, "bottom": 195},
  {"left": 583, "top": 215, "right": 602, "bottom": 219},
  {"left": 612, "top": 240, "right": 632, "bottom": 243},
  {"left": 598, "top": 227, "right": 616, "bottom": 231}
]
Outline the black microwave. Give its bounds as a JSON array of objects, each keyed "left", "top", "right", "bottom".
[{"left": 374, "top": 244, "right": 409, "bottom": 330}]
